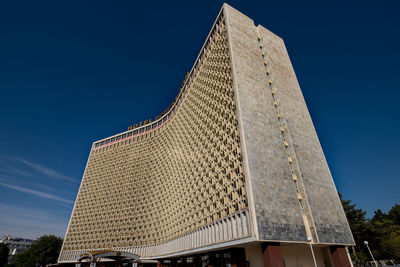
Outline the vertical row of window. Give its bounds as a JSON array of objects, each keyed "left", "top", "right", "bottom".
[{"left": 257, "top": 35, "right": 305, "bottom": 214}]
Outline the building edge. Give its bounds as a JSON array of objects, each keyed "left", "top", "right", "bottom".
[
  {"left": 58, "top": 3, "right": 355, "bottom": 265},
  {"left": 222, "top": 3, "right": 259, "bottom": 241}
]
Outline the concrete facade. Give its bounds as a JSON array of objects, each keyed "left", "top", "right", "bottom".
[
  {"left": 59, "top": 4, "right": 354, "bottom": 266},
  {"left": 223, "top": 3, "right": 354, "bottom": 246},
  {"left": 224, "top": 4, "right": 309, "bottom": 243},
  {"left": 257, "top": 14, "right": 354, "bottom": 246}
]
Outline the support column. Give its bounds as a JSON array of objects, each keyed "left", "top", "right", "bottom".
[
  {"left": 207, "top": 253, "right": 215, "bottom": 267},
  {"left": 330, "top": 246, "right": 352, "bottom": 267},
  {"left": 194, "top": 255, "right": 200, "bottom": 267},
  {"left": 177, "top": 257, "right": 184, "bottom": 267},
  {"left": 229, "top": 248, "right": 246, "bottom": 267},
  {"left": 261, "top": 242, "right": 284, "bottom": 267}
]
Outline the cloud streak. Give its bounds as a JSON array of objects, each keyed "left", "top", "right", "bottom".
[
  {"left": 15, "top": 157, "right": 75, "bottom": 182},
  {"left": 0, "top": 182, "right": 74, "bottom": 204},
  {"left": 0, "top": 204, "right": 68, "bottom": 239},
  {"left": 0, "top": 165, "right": 35, "bottom": 177}
]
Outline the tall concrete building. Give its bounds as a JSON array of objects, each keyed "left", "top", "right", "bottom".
[{"left": 59, "top": 4, "right": 354, "bottom": 267}]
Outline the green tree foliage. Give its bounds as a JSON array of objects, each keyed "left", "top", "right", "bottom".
[
  {"left": 373, "top": 204, "right": 400, "bottom": 260},
  {"left": 340, "top": 194, "right": 400, "bottom": 264},
  {"left": 339, "top": 193, "right": 369, "bottom": 263},
  {"left": 388, "top": 204, "right": 400, "bottom": 225},
  {"left": 0, "top": 243, "right": 10, "bottom": 267},
  {"left": 339, "top": 193, "right": 367, "bottom": 244},
  {"left": 12, "top": 235, "right": 62, "bottom": 267}
]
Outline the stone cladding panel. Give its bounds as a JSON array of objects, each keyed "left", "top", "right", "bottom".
[
  {"left": 224, "top": 5, "right": 308, "bottom": 242},
  {"left": 258, "top": 25, "right": 354, "bottom": 245}
]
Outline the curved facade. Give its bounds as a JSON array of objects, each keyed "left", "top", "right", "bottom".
[
  {"left": 59, "top": 4, "right": 354, "bottom": 266},
  {"left": 60, "top": 12, "right": 252, "bottom": 262}
]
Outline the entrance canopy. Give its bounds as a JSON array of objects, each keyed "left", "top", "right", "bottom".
[{"left": 76, "top": 250, "right": 140, "bottom": 263}]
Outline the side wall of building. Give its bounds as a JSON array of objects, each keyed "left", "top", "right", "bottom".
[
  {"left": 58, "top": 5, "right": 354, "bottom": 264},
  {"left": 257, "top": 24, "right": 354, "bottom": 245},
  {"left": 224, "top": 4, "right": 308, "bottom": 242}
]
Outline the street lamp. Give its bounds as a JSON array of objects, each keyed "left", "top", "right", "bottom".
[
  {"left": 307, "top": 237, "right": 318, "bottom": 267},
  {"left": 364, "top": 241, "right": 378, "bottom": 267}
]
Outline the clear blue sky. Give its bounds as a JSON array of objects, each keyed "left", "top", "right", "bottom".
[{"left": 0, "top": 0, "right": 399, "bottom": 239}]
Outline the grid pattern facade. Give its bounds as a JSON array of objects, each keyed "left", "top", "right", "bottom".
[{"left": 61, "top": 18, "right": 248, "bottom": 252}]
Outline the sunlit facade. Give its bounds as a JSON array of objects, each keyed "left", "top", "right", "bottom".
[{"left": 59, "top": 4, "right": 354, "bottom": 267}]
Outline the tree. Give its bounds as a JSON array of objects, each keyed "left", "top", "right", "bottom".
[
  {"left": 371, "top": 209, "right": 386, "bottom": 222},
  {"left": 371, "top": 204, "right": 400, "bottom": 261},
  {"left": 13, "top": 235, "right": 62, "bottom": 267},
  {"left": 339, "top": 193, "right": 370, "bottom": 263},
  {"left": 339, "top": 193, "right": 368, "bottom": 245},
  {"left": 388, "top": 204, "right": 400, "bottom": 225},
  {"left": 340, "top": 193, "right": 400, "bottom": 263},
  {"left": 0, "top": 243, "right": 9, "bottom": 267}
]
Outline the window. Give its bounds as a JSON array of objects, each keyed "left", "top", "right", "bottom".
[{"left": 299, "top": 199, "right": 305, "bottom": 213}]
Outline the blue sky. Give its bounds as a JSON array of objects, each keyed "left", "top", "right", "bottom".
[{"left": 0, "top": 0, "right": 399, "bottom": 239}]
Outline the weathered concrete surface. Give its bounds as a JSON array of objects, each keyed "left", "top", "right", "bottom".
[
  {"left": 224, "top": 4, "right": 308, "bottom": 242},
  {"left": 258, "top": 24, "right": 354, "bottom": 245},
  {"left": 224, "top": 3, "right": 354, "bottom": 245}
]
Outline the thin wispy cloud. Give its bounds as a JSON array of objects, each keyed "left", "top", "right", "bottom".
[
  {"left": 0, "top": 204, "right": 68, "bottom": 239},
  {"left": 0, "top": 182, "right": 74, "bottom": 204},
  {"left": 0, "top": 175, "right": 54, "bottom": 193},
  {"left": 0, "top": 165, "right": 35, "bottom": 177},
  {"left": 15, "top": 157, "right": 75, "bottom": 182}
]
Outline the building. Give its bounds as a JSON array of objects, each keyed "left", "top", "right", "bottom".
[
  {"left": 58, "top": 4, "right": 355, "bottom": 267},
  {"left": 0, "top": 235, "right": 34, "bottom": 264}
]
